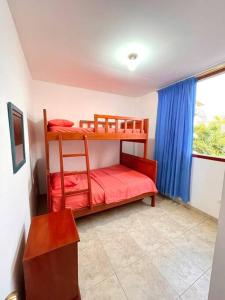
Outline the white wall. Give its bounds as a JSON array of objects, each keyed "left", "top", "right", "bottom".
[
  {"left": 209, "top": 171, "right": 225, "bottom": 299},
  {"left": 190, "top": 158, "right": 225, "bottom": 218},
  {"left": 31, "top": 80, "right": 138, "bottom": 193},
  {"left": 134, "top": 91, "right": 158, "bottom": 159},
  {"left": 0, "top": 0, "right": 33, "bottom": 298},
  {"left": 136, "top": 91, "right": 225, "bottom": 219}
]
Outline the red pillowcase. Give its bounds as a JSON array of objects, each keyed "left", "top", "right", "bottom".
[
  {"left": 52, "top": 174, "right": 80, "bottom": 189},
  {"left": 48, "top": 119, "right": 74, "bottom": 127}
]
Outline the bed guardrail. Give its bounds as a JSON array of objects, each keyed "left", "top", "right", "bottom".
[{"left": 92, "top": 114, "right": 148, "bottom": 133}]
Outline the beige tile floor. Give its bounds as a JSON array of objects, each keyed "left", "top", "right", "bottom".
[{"left": 76, "top": 195, "right": 218, "bottom": 300}]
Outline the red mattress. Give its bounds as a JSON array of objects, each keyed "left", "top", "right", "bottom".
[
  {"left": 49, "top": 126, "right": 144, "bottom": 134},
  {"left": 50, "top": 164, "right": 157, "bottom": 212}
]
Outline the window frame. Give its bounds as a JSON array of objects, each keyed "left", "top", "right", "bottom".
[
  {"left": 193, "top": 67, "right": 225, "bottom": 161},
  {"left": 192, "top": 153, "right": 225, "bottom": 162}
]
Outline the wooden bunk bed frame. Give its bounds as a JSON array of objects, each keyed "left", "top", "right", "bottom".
[{"left": 43, "top": 109, "right": 157, "bottom": 218}]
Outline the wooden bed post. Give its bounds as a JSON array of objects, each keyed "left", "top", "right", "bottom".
[
  {"left": 94, "top": 114, "right": 98, "bottom": 133},
  {"left": 58, "top": 134, "right": 66, "bottom": 210},
  {"left": 120, "top": 140, "right": 123, "bottom": 163},
  {"left": 84, "top": 135, "right": 93, "bottom": 209},
  {"left": 43, "top": 109, "right": 51, "bottom": 211},
  {"left": 144, "top": 140, "right": 148, "bottom": 159},
  {"left": 143, "top": 118, "right": 149, "bottom": 159},
  {"left": 151, "top": 195, "right": 156, "bottom": 207}
]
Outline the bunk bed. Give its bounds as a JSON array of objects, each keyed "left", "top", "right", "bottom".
[{"left": 43, "top": 109, "right": 158, "bottom": 218}]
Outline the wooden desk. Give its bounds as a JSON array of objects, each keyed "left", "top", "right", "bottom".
[{"left": 23, "top": 209, "right": 80, "bottom": 300}]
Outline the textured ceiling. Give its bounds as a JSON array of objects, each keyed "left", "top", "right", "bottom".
[{"left": 8, "top": 0, "right": 225, "bottom": 96}]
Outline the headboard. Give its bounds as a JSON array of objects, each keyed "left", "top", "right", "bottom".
[{"left": 120, "top": 152, "right": 157, "bottom": 183}]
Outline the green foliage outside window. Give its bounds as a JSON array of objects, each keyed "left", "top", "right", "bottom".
[{"left": 193, "top": 116, "right": 225, "bottom": 157}]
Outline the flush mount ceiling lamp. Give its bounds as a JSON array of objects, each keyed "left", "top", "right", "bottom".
[
  {"left": 127, "top": 53, "right": 138, "bottom": 71},
  {"left": 116, "top": 43, "right": 149, "bottom": 72}
]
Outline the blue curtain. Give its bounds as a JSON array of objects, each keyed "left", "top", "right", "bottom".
[{"left": 154, "top": 77, "right": 197, "bottom": 202}]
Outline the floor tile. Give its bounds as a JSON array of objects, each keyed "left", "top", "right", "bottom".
[
  {"left": 77, "top": 224, "right": 97, "bottom": 250},
  {"left": 78, "top": 239, "right": 114, "bottom": 291},
  {"left": 116, "top": 257, "right": 178, "bottom": 300},
  {"left": 180, "top": 270, "right": 211, "bottom": 300},
  {"left": 170, "top": 228, "right": 215, "bottom": 271},
  {"left": 93, "top": 213, "right": 136, "bottom": 239},
  {"left": 139, "top": 203, "right": 167, "bottom": 219},
  {"left": 81, "top": 275, "right": 127, "bottom": 300},
  {"left": 169, "top": 206, "right": 207, "bottom": 230},
  {"left": 128, "top": 217, "right": 168, "bottom": 253},
  {"left": 157, "top": 198, "right": 181, "bottom": 212},
  {"left": 100, "top": 231, "right": 144, "bottom": 271},
  {"left": 151, "top": 213, "right": 187, "bottom": 239},
  {"left": 148, "top": 242, "right": 204, "bottom": 295},
  {"left": 188, "top": 218, "right": 218, "bottom": 244}
]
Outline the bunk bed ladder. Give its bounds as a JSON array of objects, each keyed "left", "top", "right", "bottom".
[{"left": 58, "top": 134, "right": 93, "bottom": 210}]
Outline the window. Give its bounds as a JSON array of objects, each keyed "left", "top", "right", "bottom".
[{"left": 193, "top": 72, "right": 225, "bottom": 158}]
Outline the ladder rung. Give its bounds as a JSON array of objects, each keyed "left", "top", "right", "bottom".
[
  {"left": 65, "top": 188, "right": 89, "bottom": 196},
  {"left": 63, "top": 153, "right": 86, "bottom": 158}
]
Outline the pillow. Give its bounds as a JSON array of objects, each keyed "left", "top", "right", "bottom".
[
  {"left": 48, "top": 119, "right": 74, "bottom": 127},
  {"left": 52, "top": 174, "right": 80, "bottom": 189}
]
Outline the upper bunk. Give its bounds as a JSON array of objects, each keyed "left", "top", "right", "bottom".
[{"left": 43, "top": 109, "right": 149, "bottom": 141}]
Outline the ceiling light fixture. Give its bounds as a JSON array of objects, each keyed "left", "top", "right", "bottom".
[
  {"left": 127, "top": 53, "right": 138, "bottom": 71},
  {"left": 116, "top": 43, "right": 149, "bottom": 71}
]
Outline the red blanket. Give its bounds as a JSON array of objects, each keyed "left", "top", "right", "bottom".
[
  {"left": 91, "top": 165, "right": 157, "bottom": 204},
  {"left": 50, "top": 165, "right": 157, "bottom": 212}
]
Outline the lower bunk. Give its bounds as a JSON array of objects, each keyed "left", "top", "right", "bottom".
[{"left": 48, "top": 153, "right": 158, "bottom": 218}]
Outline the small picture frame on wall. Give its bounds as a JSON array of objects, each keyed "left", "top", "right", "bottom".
[{"left": 7, "top": 102, "right": 26, "bottom": 173}]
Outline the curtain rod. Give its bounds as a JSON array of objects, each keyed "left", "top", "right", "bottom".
[
  {"left": 197, "top": 64, "right": 225, "bottom": 80},
  {"left": 158, "top": 62, "right": 225, "bottom": 91}
]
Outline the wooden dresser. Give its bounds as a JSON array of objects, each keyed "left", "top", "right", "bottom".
[{"left": 23, "top": 209, "right": 80, "bottom": 300}]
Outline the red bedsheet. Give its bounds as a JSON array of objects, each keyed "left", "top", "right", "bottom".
[
  {"left": 49, "top": 126, "right": 143, "bottom": 134},
  {"left": 51, "top": 173, "right": 105, "bottom": 212},
  {"left": 50, "top": 165, "right": 157, "bottom": 212}
]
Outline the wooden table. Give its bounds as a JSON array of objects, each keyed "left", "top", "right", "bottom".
[{"left": 23, "top": 209, "right": 80, "bottom": 300}]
